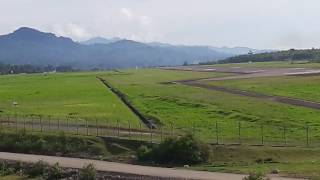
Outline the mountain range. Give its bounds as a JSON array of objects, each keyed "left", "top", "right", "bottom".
[
  {"left": 80, "top": 38, "right": 269, "bottom": 56},
  {"left": 0, "top": 27, "right": 270, "bottom": 69}
]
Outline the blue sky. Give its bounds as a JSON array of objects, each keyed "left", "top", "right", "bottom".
[{"left": 1, "top": 0, "right": 320, "bottom": 49}]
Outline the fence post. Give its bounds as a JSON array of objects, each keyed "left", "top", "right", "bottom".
[
  {"left": 31, "top": 115, "right": 34, "bottom": 132},
  {"left": 283, "top": 126, "right": 287, "bottom": 146},
  {"left": 76, "top": 118, "right": 79, "bottom": 135},
  {"left": 58, "top": 118, "right": 60, "bottom": 131},
  {"left": 0, "top": 114, "right": 2, "bottom": 131},
  {"left": 171, "top": 122, "right": 174, "bottom": 137},
  {"left": 96, "top": 118, "right": 99, "bottom": 136},
  {"left": 215, "top": 121, "right": 219, "bottom": 145},
  {"left": 66, "top": 116, "right": 69, "bottom": 133},
  {"left": 0, "top": 115, "right": 2, "bottom": 132},
  {"left": 40, "top": 115, "right": 43, "bottom": 133},
  {"left": 117, "top": 120, "right": 120, "bottom": 137},
  {"left": 238, "top": 121, "right": 241, "bottom": 144},
  {"left": 105, "top": 119, "right": 108, "bottom": 136},
  {"left": 192, "top": 123, "right": 196, "bottom": 136},
  {"left": 86, "top": 119, "right": 89, "bottom": 136},
  {"left": 7, "top": 114, "right": 10, "bottom": 127},
  {"left": 128, "top": 121, "right": 131, "bottom": 140},
  {"left": 48, "top": 115, "right": 51, "bottom": 130},
  {"left": 23, "top": 115, "right": 26, "bottom": 131},
  {"left": 15, "top": 114, "right": 18, "bottom": 133},
  {"left": 150, "top": 128, "right": 153, "bottom": 143},
  {"left": 160, "top": 126, "right": 163, "bottom": 142},
  {"left": 139, "top": 122, "right": 142, "bottom": 141},
  {"left": 261, "top": 125, "right": 264, "bottom": 145},
  {"left": 306, "top": 125, "right": 309, "bottom": 147}
]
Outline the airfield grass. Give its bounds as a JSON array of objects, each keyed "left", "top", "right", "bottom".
[
  {"left": 0, "top": 72, "right": 141, "bottom": 126},
  {"left": 103, "top": 69, "right": 320, "bottom": 145},
  {"left": 207, "top": 75, "right": 320, "bottom": 103}
]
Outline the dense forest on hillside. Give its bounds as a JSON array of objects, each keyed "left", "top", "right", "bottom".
[{"left": 201, "top": 49, "right": 320, "bottom": 64}]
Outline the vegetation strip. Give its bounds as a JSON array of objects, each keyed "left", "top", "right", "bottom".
[
  {"left": 97, "top": 77, "right": 156, "bottom": 129},
  {"left": 180, "top": 81, "right": 320, "bottom": 110}
]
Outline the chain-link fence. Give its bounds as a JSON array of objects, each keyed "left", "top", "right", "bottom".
[{"left": 0, "top": 114, "right": 319, "bottom": 147}]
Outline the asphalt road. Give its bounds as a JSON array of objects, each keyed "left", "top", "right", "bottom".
[{"left": 0, "top": 152, "right": 303, "bottom": 180}]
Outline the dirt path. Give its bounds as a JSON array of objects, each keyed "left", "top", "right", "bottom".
[{"left": 0, "top": 152, "right": 301, "bottom": 180}]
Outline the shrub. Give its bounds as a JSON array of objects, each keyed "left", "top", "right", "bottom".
[
  {"left": 79, "top": 163, "right": 96, "bottom": 180},
  {"left": 0, "top": 131, "right": 105, "bottom": 157},
  {"left": 137, "top": 145, "right": 153, "bottom": 161},
  {"left": 0, "top": 161, "right": 13, "bottom": 176},
  {"left": 25, "top": 160, "right": 48, "bottom": 178},
  {"left": 137, "top": 134, "right": 210, "bottom": 164},
  {"left": 243, "top": 173, "right": 270, "bottom": 180},
  {"left": 46, "top": 163, "right": 64, "bottom": 179}
]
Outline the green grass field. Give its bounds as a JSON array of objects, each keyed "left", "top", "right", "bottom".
[
  {"left": 0, "top": 72, "right": 141, "bottom": 126},
  {"left": 103, "top": 69, "right": 320, "bottom": 145},
  {"left": 2, "top": 69, "right": 320, "bottom": 145},
  {"left": 192, "top": 145, "right": 320, "bottom": 179},
  {"left": 2, "top": 67, "right": 320, "bottom": 177},
  {"left": 206, "top": 75, "right": 320, "bottom": 102}
]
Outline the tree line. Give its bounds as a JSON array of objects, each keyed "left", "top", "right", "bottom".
[
  {"left": 0, "top": 64, "right": 75, "bottom": 75},
  {"left": 201, "top": 48, "right": 320, "bottom": 65}
]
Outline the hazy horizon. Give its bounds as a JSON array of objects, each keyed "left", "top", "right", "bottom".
[{"left": 1, "top": 0, "right": 320, "bottom": 49}]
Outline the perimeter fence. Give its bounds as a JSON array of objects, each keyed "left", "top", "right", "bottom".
[{"left": 0, "top": 114, "right": 319, "bottom": 147}]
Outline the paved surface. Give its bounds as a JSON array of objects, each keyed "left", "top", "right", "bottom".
[
  {"left": 162, "top": 66, "right": 320, "bottom": 81},
  {"left": 0, "top": 152, "right": 302, "bottom": 180},
  {"left": 162, "top": 65, "right": 320, "bottom": 76}
]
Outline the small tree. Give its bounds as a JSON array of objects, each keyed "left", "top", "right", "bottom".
[
  {"left": 26, "top": 160, "right": 48, "bottom": 178},
  {"left": 46, "top": 163, "right": 64, "bottom": 179},
  {"left": 137, "top": 134, "right": 210, "bottom": 164},
  {"left": 79, "top": 163, "right": 96, "bottom": 180}
]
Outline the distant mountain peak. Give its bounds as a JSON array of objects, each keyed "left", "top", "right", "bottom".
[
  {"left": 2, "top": 27, "right": 75, "bottom": 44},
  {"left": 81, "top": 36, "right": 122, "bottom": 45},
  {"left": 4, "top": 27, "right": 58, "bottom": 42},
  {"left": 14, "top": 27, "right": 41, "bottom": 33}
]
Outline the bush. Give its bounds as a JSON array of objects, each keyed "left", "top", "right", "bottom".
[
  {"left": 243, "top": 173, "right": 270, "bottom": 180},
  {"left": 0, "top": 161, "right": 14, "bottom": 176},
  {"left": 46, "top": 163, "right": 64, "bottom": 179},
  {"left": 25, "top": 160, "right": 48, "bottom": 178},
  {"left": 137, "top": 134, "right": 210, "bottom": 164},
  {"left": 0, "top": 131, "right": 105, "bottom": 157},
  {"left": 79, "top": 163, "right": 96, "bottom": 180}
]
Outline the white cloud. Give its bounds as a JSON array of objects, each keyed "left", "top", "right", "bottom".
[
  {"left": 50, "top": 24, "right": 91, "bottom": 40},
  {"left": 120, "top": 8, "right": 133, "bottom": 20},
  {"left": 139, "top": 16, "right": 152, "bottom": 26}
]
